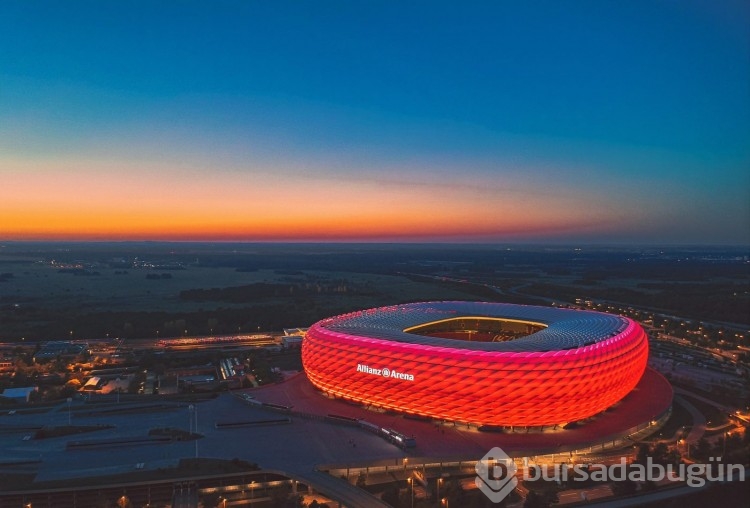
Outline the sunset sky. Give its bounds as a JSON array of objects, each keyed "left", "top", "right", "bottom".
[{"left": 1, "top": 1, "right": 748, "bottom": 244}]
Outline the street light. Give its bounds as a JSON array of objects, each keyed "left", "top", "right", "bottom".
[
  {"left": 437, "top": 477, "right": 443, "bottom": 502},
  {"left": 679, "top": 439, "right": 690, "bottom": 458},
  {"left": 407, "top": 477, "right": 413, "bottom": 508},
  {"left": 250, "top": 480, "right": 256, "bottom": 499},
  {"left": 188, "top": 405, "right": 198, "bottom": 458},
  {"left": 442, "top": 497, "right": 449, "bottom": 508},
  {"left": 66, "top": 397, "right": 72, "bottom": 425}
]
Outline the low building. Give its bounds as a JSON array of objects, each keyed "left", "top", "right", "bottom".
[
  {"left": 1, "top": 386, "right": 38, "bottom": 403},
  {"left": 282, "top": 335, "right": 303, "bottom": 348},
  {"left": 83, "top": 376, "right": 103, "bottom": 391}
]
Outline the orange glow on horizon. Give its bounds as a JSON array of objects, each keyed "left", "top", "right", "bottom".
[
  {"left": 1, "top": 158, "right": 620, "bottom": 242},
  {"left": 2, "top": 208, "right": 600, "bottom": 241}
]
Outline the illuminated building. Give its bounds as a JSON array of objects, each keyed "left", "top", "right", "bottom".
[{"left": 302, "top": 302, "right": 648, "bottom": 426}]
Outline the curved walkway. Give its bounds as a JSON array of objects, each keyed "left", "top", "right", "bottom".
[
  {"left": 284, "top": 469, "right": 390, "bottom": 508},
  {"left": 673, "top": 395, "right": 706, "bottom": 445},
  {"left": 673, "top": 386, "right": 735, "bottom": 412}
]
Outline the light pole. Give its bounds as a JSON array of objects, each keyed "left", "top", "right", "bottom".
[
  {"left": 437, "top": 477, "right": 442, "bottom": 503},
  {"left": 194, "top": 405, "right": 198, "bottom": 458},
  {"left": 407, "top": 477, "right": 413, "bottom": 508},
  {"left": 250, "top": 480, "right": 256, "bottom": 499},
  {"left": 188, "top": 404, "right": 198, "bottom": 457},
  {"left": 66, "top": 397, "right": 72, "bottom": 425},
  {"left": 442, "top": 497, "right": 449, "bottom": 508},
  {"left": 679, "top": 439, "right": 690, "bottom": 459}
]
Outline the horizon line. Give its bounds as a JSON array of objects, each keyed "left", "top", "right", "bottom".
[{"left": 1, "top": 239, "right": 748, "bottom": 249}]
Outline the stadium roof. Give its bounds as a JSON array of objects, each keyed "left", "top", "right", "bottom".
[{"left": 317, "top": 301, "right": 629, "bottom": 352}]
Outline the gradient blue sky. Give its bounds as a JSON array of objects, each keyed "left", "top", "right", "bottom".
[{"left": 1, "top": 1, "right": 748, "bottom": 244}]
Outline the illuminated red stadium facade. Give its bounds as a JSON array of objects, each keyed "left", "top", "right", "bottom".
[{"left": 302, "top": 302, "right": 649, "bottom": 427}]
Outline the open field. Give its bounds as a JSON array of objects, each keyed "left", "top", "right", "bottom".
[{"left": 0, "top": 243, "right": 747, "bottom": 342}]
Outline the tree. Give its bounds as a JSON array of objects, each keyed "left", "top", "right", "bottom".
[
  {"left": 307, "top": 501, "right": 331, "bottom": 508},
  {"left": 570, "top": 464, "right": 592, "bottom": 487},
  {"left": 270, "top": 483, "right": 303, "bottom": 508},
  {"left": 52, "top": 358, "right": 68, "bottom": 373},
  {"left": 611, "top": 479, "right": 637, "bottom": 496},
  {"left": 524, "top": 491, "right": 550, "bottom": 508},
  {"left": 356, "top": 471, "right": 367, "bottom": 488},
  {"left": 635, "top": 444, "right": 650, "bottom": 464},
  {"left": 381, "top": 486, "right": 401, "bottom": 508},
  {"left": 693, "top": 438, "right": 712, "bottom": 461},
  {"left": 116, "top": 495, "right": 132, "bottom": 508},
  {"left": 652, "top": 442, "right": 669, "bottom": 464},
  {"left": 665, "top": 447, "right": 682, "bottom": 466},
  {"left": 642, "top": 479, "right": 657, "bottom": 492}
]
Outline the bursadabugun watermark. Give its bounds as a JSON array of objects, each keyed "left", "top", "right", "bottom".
[
  {"left": 475, "top": 447, "right": 518, "bottom": 503},
  {"left": 477, "top": 446, "right": 746, "bottom": 503},
  {"left": 525, "top": 456, "right": 745, "bottom": 488}
]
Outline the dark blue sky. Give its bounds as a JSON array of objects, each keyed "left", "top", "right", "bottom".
[{"left": 1, "top": 1, "right": 748, "bottom": 244}]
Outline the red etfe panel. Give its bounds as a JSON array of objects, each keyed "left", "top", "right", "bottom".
[{"left": 302, "top": 314, "right": 648, "bottom": 426}]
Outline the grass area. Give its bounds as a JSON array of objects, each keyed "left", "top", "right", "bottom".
[
  {"left": 148, "top": 427, "right": 199, "bottom": 440},
  {"left": 1, "top": 263, "right": 487, "bottom": 340},
  {"left": 34, "top": 424, "right": 113, "bottom": 439},
  {"left": 0, "top": 474, "right": 36, "bottom": 492},
  {"left": 523, "top": 477, "right": 564, "bottom": 493},
  {"left": 2, "top": 458, "right": 260, "bottom": 492},
  {"left": 0, "top": 402, "right": 59, "bottom": 415},
  {"left": 681, "top": 396, "right": 729, "bottom": 427},
  {"left": 0, "top": 262, "right": 485, "bottom": 316},
  {"left": 80, "top": 392, "right": 217, "bottom": 406},
  {"left": 656, "top": 402, "right": 693, "bottom": 439}
]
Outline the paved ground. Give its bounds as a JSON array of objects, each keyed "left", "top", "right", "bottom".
[
  {"left": 241, "top": 368, "right": 673, "bottom": 457},
  {"left": 1, "top": 395, "right": 396, "bottom": 506},
  {"left": 0, "top": 367, "right": 672, "bottom": 506}
]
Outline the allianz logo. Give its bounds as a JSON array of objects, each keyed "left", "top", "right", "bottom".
[{"left": 356, "top": 363, "right": 415, "bottom": 381}]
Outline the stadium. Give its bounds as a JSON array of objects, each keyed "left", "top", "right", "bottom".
[{"left": 302, "top": 301, "right": 650, "bottom": 427}]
